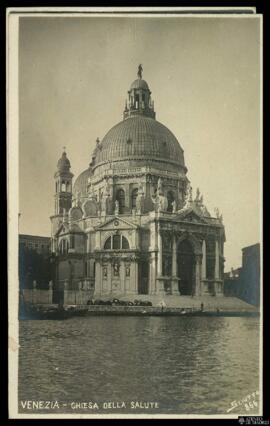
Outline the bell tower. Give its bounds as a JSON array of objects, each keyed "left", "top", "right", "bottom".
[
  {"left": 123, "top": 64, "right": 156, "bottom": 120},
  {"left": 54, "top": 149, "right": 73, "bottom": 215}
]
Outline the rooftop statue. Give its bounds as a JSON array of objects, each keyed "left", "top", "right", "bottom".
[{"left": 137, "top": 64, "right": 143, "bottom": 79}]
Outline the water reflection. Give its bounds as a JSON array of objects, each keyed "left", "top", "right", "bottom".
[{"left": 19, "top": 317, "right": 260, "bottom": 414}]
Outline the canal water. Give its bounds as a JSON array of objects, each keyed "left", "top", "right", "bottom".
[{"left": 19, "top": 316, "right": 260, "bottom": 415}]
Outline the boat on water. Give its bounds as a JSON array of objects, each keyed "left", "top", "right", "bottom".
[{"left": 19, "top": 304, "right": 88, "bottom": 320}]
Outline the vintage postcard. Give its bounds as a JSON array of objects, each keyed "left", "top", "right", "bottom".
[{"left": 7, "top": 7, "right": 263, "bottom": 419}]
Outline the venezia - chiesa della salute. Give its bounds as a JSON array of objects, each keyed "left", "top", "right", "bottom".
[{"left": 50, "top": 65, "right": 225, "bottom": 299}]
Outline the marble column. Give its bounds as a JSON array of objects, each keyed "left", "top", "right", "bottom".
[
  {"left": 128, "top": 261, "right": 137, "bottom": 295},
  {"left": 134, "top": 261, "right": 139, "bottom": 294},
  {"left": 195, "top": 256, "right": 202, "bottom": 296},
  {"left": 202, "top": 240, "right": 206, "bottom": 280},
  {"left": 157, "top": 229, "right": 162, "bottom": 276},
  {"left": 149, "top": 252, "right": 156, "bottom": 295},
  {"left": 120, "top": 260, "right": 125, "bottom": 294},
  {"left": 108, "top": 263, "right": 112, "bottom": 294},
  {"left": 51, "top": 237, "right": 55, "bottom": 254},
  {"left": 171, "top": 235, "right": 180, "bottom": 295},
  {"left": 172, "top": 235, "right": 177, "bottom": 276},
  {"left": 94, "top": 261, "right": 102, "bottom": 296},
  {"left": 156, "top": 227, "right": 165, "bottom": 295},
  {"left": 48, "top": 281, "right": 53, "bottom": 304},
  {"left": 215, "top": 239, "right": 221, "bottom": 295}
]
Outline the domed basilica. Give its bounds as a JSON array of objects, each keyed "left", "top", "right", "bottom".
[{"left": 50, "top": 65, "right": 225, "bottom": 300}]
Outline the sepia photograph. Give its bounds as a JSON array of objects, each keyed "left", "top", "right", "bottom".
[{"left": 7, "top": 7, "right": 262, "bottom": 419}]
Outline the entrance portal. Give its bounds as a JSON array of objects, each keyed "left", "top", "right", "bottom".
[
  {"left": 138, "top": 261, "right": 149, "bottom": 294},
  {"left": 177, "top": 239, "right": 195, "bottom": 295}
]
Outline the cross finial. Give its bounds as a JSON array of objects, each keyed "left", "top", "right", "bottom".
[
  {"left": 63, "top": 146, "right": 66, "bottom": 152},
  {"left": 137, "top": 64, "right": 143, "bottom": 79}
]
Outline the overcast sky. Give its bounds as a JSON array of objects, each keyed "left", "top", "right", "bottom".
[{"left": 19, "top": 15, "right": 261, "bottom": 270}]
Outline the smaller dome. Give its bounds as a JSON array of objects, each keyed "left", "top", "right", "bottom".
[
  {"left": 57, "top": 151, "right": 71, "bottom": 172},
  {"left": 130, "top": 79, "right": 149, "bottom": 91},
  {"left": 73, "top": 168, "right": 91, "bottom": 197}
]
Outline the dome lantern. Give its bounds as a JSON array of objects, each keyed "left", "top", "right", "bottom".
[
  {"left": 57, "top": 148, "right": 71, "bottom": 173},
  {"left": 123, "top": 65, "right": 156, "bottom": 120}
]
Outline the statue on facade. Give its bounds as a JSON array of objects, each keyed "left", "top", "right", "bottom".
[
  {"left": 157, "top": 177, "right": 164, "bottom": 195},
  {"left": 151, "top": 178, "right": 168, "bottom": 213},
  {"left": 115, "top": 200, "right": 119, "bottom": 215},
  {"left": 136, "top": 183, "right": 145, "bottom": 214},
  {"left": 182, "top": 191, "right": 188, "bottom": 208},
  {"left": 88, "top": 184, "right": 95, "bottom": 200},
  {"left": 201, "top": 204, "right": 211, "bottom": 217},
  {"left": 195, "top": 187, "right": 200, "bottom": 202},
  {"left": 214, "top": 207, "right": 220, "bottom": 219},
  {"left": 199, "top": 194, "right": 204, "bottom": 206},
  {"left": 113, "top": 263, "right": 120, "bottom": 276},
  {"left": 182, "top": 182, "right": 191, "bottom": 208},
  {"left": 188, "top": 186, "right": 193, "bottom": 203},
  {"left": 172, "top": 199, "right": 177, "bottom": 213},
  {"left": 157, "top": 194, "right": 168, "bottom": 212},
  {"left": 100, "top": 192, "right": 107, "bottom": 214},
  {"left": 137, "top": 64, "right": 143, "bottom": 79}
]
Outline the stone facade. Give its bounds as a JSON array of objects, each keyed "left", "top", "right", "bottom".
[{"left": 50, "top": 67, "right": 226, "bottom": 301}]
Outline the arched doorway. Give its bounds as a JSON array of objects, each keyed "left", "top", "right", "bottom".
[
  {"left": 177, "top": 239, "right": 195, "bottom": 295},
  {"left": 138, "top": 261, "right": 149, "bottom": 294}
]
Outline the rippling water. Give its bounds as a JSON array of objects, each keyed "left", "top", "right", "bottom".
[{"left": 19, "top": 317, "right": 260, "bottom": 415}]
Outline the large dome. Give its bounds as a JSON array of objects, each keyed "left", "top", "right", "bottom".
[
  {"left": 93, "top": 115, "right": 185, "bottom": 169},
  {"left": 74, "top": 67, "right": 187, "bottom": 198}
]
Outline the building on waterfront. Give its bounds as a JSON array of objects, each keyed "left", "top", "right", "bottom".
[
  {"left": 224, "top": 243, "right": 260, "bottom": 306},
  {"left": 19, "top": 234, "right": 51, "bottom": 289},
  {"left": 19, "top": 234, "right": 51, "bottom": 254},
  {"left": 50, "top": 66, "right": 226, "bottom": 299}
]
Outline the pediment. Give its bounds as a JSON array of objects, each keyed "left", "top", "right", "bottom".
[
  {"left": 95, "top": 216, "right": 138, "bottom": 231},
  {"left": 55, "top": 223, "right": 69, "bottom": 237},
  {"left": 175, "top": 207, "right": 207, "bottom": 224}
]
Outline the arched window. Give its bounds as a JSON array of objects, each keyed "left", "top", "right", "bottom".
[
  {"left": 116, "top": 189, "right": 125, "bottom": 214},
  {"left": 59, "top": 238, "right": 69, "bottom": 255},
  {"left": 135, "top": 94, "right": 139, "bottom": 108},
  {"left": 104, "top": 236, "right": 112, "bottom": 250},
  {"left": 61, "top": 181, "right": 66, "bottom": 192},
  {"left": 70, "top": 235, "right": 75, "bottom": 249},
  {"left": 104, "top": 235, "right": 130, "bottom": 250},
  {"left": 131, "top": 188, "right": 138, "bottom": 209},
  {"left": 167, "top": 191, "right": 175, "bottom": 212},
  {"left": 122, "top": 236, "right": 130, "bottom": 249},
  {"left": 113, "top": 235, "right": 121, "bottom": 249}
]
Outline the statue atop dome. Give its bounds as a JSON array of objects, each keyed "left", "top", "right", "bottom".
[{"left": 137, "top": 64, "right": 143, "bottom": 79}]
